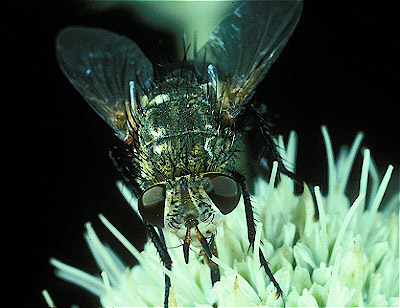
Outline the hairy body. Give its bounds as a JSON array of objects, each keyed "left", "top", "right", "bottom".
[{"left": 136, "top": 73, "right": 238, "bottom": 245}]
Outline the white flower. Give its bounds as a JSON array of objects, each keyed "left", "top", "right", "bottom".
[{"left": 44, "top": 126, "right": 399, "bottom": 307}]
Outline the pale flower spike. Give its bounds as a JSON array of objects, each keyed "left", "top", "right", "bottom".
[
  {"left": 46, "top": 127, "right": 399, "bottom": 307},
  {"left": 42, "top": 290, "right": 55, "bottom": 308}
]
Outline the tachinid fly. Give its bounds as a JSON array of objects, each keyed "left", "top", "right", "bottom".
[{"left": 56, "top": 1, "right": 305, "bottom": 306}]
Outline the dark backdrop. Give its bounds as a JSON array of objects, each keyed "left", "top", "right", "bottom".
[{"left": 11, "top": 1, "right": 397, "bottom": 307}]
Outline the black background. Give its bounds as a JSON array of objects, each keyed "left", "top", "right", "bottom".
[{"left": 11, "top": 1, "right": 398, "bottom": 307}]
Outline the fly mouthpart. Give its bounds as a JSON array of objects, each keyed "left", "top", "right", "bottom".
[
  {"left": 183, "top": 219, "right": 213, "bottom": 264},
  {"left": 194, "top": 224, "right": 212, "bottom": 259},
  {"left": 183, "top": 226, "right": 191, "bottom": 264}
]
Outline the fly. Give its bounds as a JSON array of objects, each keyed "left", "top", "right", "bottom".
[{"left": 56, "top": 1, "right": 308, "bottom": 307}]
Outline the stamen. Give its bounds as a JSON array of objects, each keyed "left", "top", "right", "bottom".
[{"left": 42, "top": 289, "right": 55, "bottom": 308}]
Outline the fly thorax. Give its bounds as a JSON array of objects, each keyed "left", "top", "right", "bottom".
[{"left": 134, "top": 78, "right": 239, "bottom": 185}]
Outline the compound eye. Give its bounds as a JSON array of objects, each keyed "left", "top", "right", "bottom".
[
  {"left": 204, "top": 174, "right": 241, "bottom": 215},
  {"left": 138, "top": 185, "right": 165, "bottom": 227}
]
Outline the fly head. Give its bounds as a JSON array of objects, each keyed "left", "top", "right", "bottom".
[{"left": 138, "top": 172, "right": 241, "bottom": 261}]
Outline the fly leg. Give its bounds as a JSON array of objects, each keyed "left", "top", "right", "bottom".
[
  {"left": 158, "top": 227, "right": 172, "bottom": 308},
  {"left": 250, "top": 106, "right": 318, "bottom": 219},
  {"left": 205, "top": 235, "right": 220, "bottom": 285},
  {"left": 109, "top": 146, "right": 143, "bottom": 197},
  {"left": 202, "top": 235, "right": 220, "bottom": 308},
  {"left": 145, "top": 223, "right": 172, "bottom": 308},
  {"left": 109, "top": 146, "right": 172, "bottom": 305},
  {"left": 230, "top": 170, "right": 284, "bottom": 303}
]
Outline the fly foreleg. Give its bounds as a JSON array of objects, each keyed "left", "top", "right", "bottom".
[
  {"left": 145, "top": 223, "right": 172, "bottom": 308},
  {"left": 250, "top": 105, "right": 318, "bottom": 219},
  {"left": 230, "top": 171, "right": 284, "bottom": 302},
  {"left": 204, "top": 235, "right": 220, "bottom": 285}
]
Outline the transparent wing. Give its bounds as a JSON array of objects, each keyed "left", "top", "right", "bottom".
[
  {"left": 56, "top": 27, "right": 153, "bottom": 141},
  {"left": 195, "top": 0, "right": 303, "bottom": 121}
]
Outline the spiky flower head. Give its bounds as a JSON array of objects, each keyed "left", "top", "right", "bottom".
[{"left": 45, "top": 127, "right": 399, "bottom": 307}]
